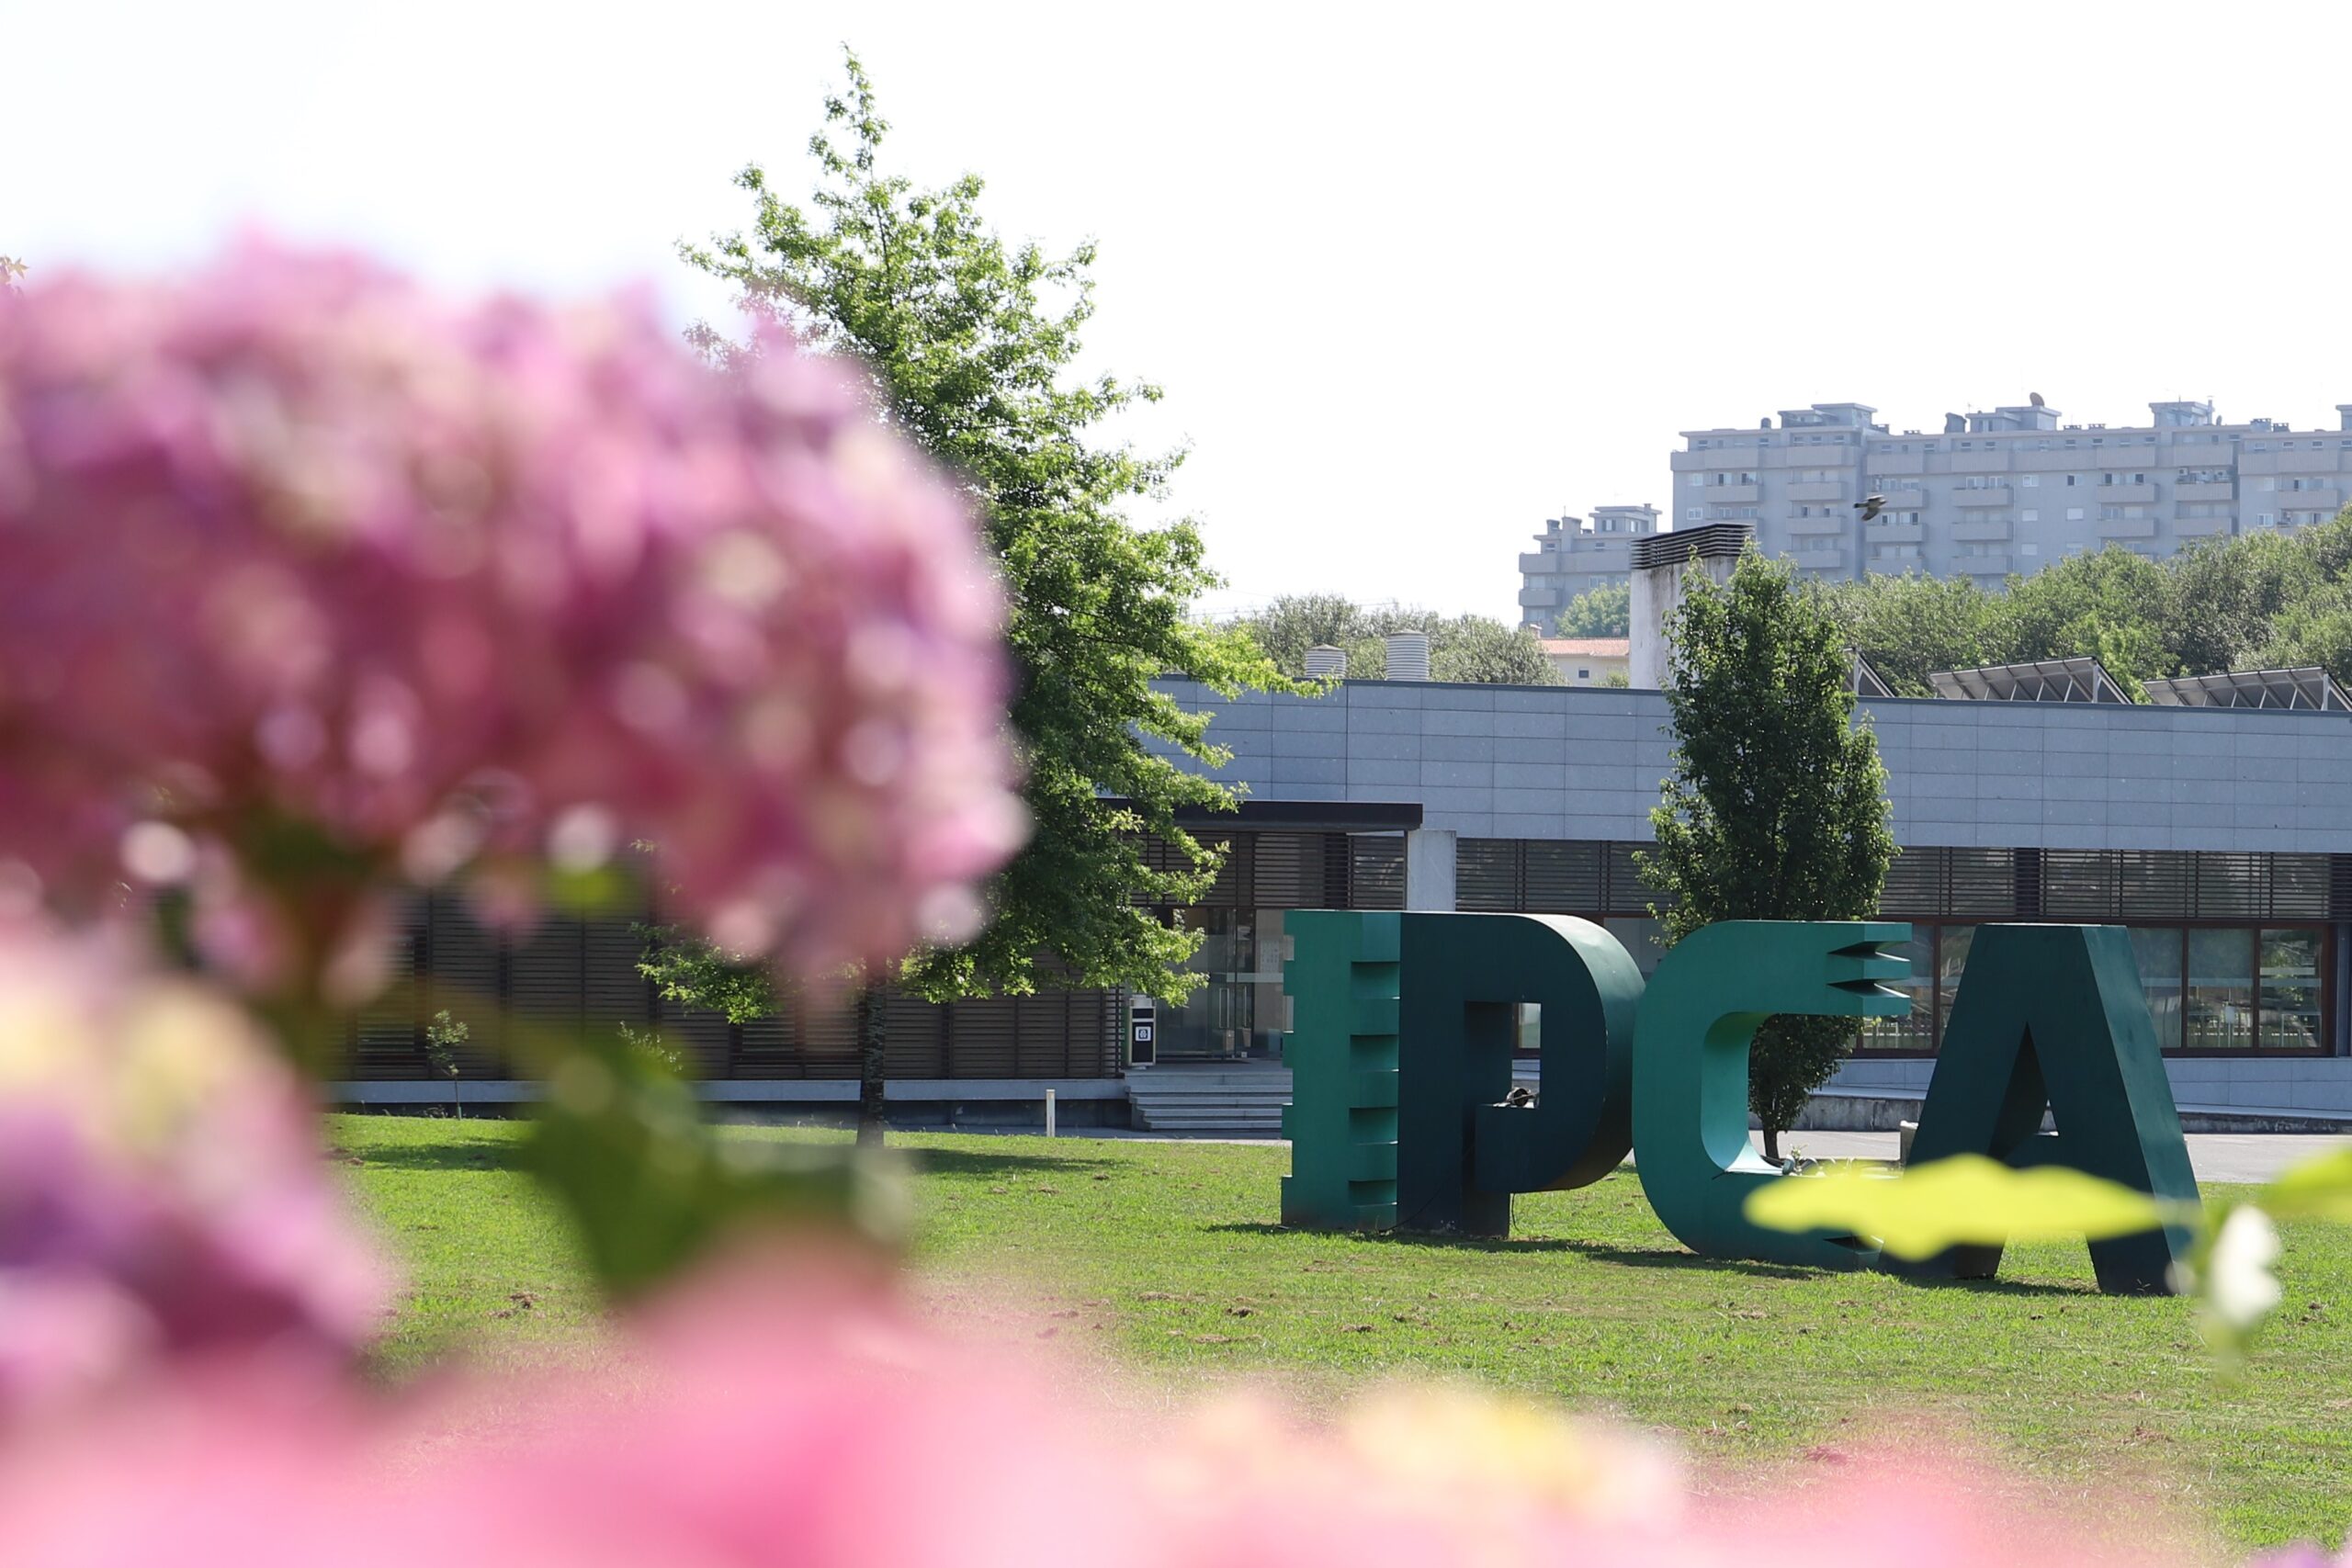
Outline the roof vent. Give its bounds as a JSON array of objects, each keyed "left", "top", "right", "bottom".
[
  {"left": 1384, "top": 632, "right": 1430, "bottom": 682},
  {"left": 1304, "top": 645, "right": 1349, "bottom": 679}
]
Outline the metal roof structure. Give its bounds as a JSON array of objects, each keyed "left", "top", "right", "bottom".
[
  {"left": 1849, "top": 652, "right": 1894, "bottom": 700},
  {"left": 2143, "top": 666, "right": 2352, "bottom": 711},
  {"left": 1928, "top": 656, "right": 2132, "bottom": 705}
]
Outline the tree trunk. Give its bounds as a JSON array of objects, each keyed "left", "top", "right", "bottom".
[
  {"left": 854, "top": 987, "right": 887, "bottom": 1148},
  {"left": 1760, "top": 1122, "right": 1781, "bottom": 1165}
]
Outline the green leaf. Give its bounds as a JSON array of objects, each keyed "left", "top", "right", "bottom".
[
  {"left": 2259, "top": 1146, "right": 2352, "bottom": 1224},
  {"left": 524, "top": 1028, "right": 906, "bottom": 1299},
  {"left": 1743, "top": 1154, "right": 2180, "bottom": 1259}
]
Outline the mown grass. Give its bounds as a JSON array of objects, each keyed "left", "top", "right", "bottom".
[{"left": 334, "top": 1114, "right": 2352, "bottom": 1551}]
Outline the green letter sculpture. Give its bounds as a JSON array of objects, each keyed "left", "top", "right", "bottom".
[
  {"left": 1279, "top": 911, "right": 1401, "bottom": 1232},
  {"left": 1895, "top": 924, "right": 2197, "bottom": 1293},
  {"left": 1632, "top": 921, "right": 1911, "bottom": 1269},
  {"left": 1283, "top": 912, "right": 1640, "bottom": 1235}
]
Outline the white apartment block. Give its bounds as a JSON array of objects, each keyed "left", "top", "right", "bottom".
[
  {"left": 1517, "top": 504, "right": 1659, "bottom": 626},
  {"left": 1668, "top": 398, "right": 2352, "bottom": 585}
]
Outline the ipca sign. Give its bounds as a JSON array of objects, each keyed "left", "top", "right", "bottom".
[{"left": 1279, "top": 914, "right": 2199, "bottom": 1294}]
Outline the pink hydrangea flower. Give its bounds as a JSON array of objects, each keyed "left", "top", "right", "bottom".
[
  {"left": 0, "top": 247, "right": 1022, "bottom": 987},
  {"left": 0, "top": 921, "right": 390, "bottom": 1419},
  {"left": 0, "top": 1258, "right": 2205, "bottom": 1568}
]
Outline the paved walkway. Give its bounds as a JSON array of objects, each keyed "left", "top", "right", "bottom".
[{"left": 1768, "top": 1129, "right": 2346, "bottom": 1185}]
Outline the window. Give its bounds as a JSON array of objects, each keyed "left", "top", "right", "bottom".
[
  {"left": 2064, "top": 474, "right": 2083, "bottom": 486},
  {"left": 1685, "top": 506, "right": 1702, "bottom": 522},
  {"left": 1686, "top": 472, "right": 1705, "bottom": 488},
  {"left": 1576, "top": 668, "right": 1590, "bottom": 681},
  {"left": 2256, "top": 476, "right": 2277, "bottom": 491},
  {"left": 2020, "top": 508, "right": 2040, "bottom": 523},
  {"left": 2020, "top": 475, "right": 2039, "bottom": 488},
  {"left": 2065, "top": 506, "right": 2086, "bottom": 521}
]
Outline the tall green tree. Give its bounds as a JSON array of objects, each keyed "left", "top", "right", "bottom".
[
  {"left": 1638, "top": 549, "right": 1896, "bottom": 1161},
  {"left": 684, "top": 51, "right": 1285, "bottom": 1019},
  {"left": 1983, "top": 547, "right": 2174, "bottom": 691},
  {"left": 1552, "top": 581, "right": 1630, "bottom": 638}
]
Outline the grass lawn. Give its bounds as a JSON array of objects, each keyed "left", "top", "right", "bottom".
[{"left": 334, "top": 1113, "right": 2352, "bottom": 1551}]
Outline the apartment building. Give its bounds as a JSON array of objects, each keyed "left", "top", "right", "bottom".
[
  {"left": 1516, "top": 503, "right": 1659, "bottom": 627},
  {"left": 1668, "top": 398, "right": 2352, "bottom": 584}
]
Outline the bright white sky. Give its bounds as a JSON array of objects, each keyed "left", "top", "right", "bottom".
[{"left": 11, "top": 2, "right": 2352, "bottom": 622}]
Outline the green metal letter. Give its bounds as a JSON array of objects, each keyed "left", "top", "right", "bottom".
[
  {"left": 1280, "top": 911, "right": 1400, "bottom": 1231},
  {"left": 1283, "top": 912, "right": 1639, "bottom": 1236},
  {"left": 1897, "top": 924, "right": 2197, "bottom": 1293},
  {"left": 1632, "top": 920, "right": 1912, "bottom": 1269}
]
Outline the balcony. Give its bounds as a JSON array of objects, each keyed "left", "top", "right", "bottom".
[
  {"left": 2280, "top": 487, "right": 2344, "bottom": 513},
  {"left": 1951, "top": 487, "right": 2012, "bottom": 507},
  {"left": 1951, "top": 518, "right": 2013, "bottom": 541},
  {"left": 1949, "top": 450, "right": 2010, "bottom": 474},
  {"left": 1518, "top": 551, "right": 1555, "bottom": 574},
  {"left": 2176, "top": 481, "right": 2233, "bottom": 502},
  {"left": 1867, "top": 519, "right": 1925, "bottom": 543},
  {"left": 1518, "top": 583, "right": 1562, "bottom": 608},
  {"left": 1702, "top": 483, "right": 1760, "bottom": 504},
  {"left": 1785, "top": 480, "right": 1846, "bottom": 502},
  {"left": 2175, "top": 515, "right": 2232, "bottom": 537},
  {"left": 1790, "top": 550, "right": 1849, "bottom": 574},
  {"left": 2098, "top": 516, "right": 2158, "bottom": 539},
  {"left": 1787, "top": 513, "right": 1850, "bottom": 535},
  {"left": 2097, "top": 483, "right": 2158, "bottom": 504},
  {"left": 1956, "top": 554, "right": 2013, "bottom": 576}
]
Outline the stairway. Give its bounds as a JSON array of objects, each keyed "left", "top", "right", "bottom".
[{"left": 1126, "top": 1066, "right": 1293, "bottom": 1136}]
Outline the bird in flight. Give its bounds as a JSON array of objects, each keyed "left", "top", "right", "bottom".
[{"left": 1854, "top": 493, "right": 1888, "bottom": 521}]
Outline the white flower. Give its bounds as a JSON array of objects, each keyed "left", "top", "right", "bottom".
[{"left": 2206, "top": 1205, "right": 2283, "bottom": 1331}]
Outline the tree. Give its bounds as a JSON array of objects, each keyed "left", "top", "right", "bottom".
[
  {"left": 1638, "top": 549, "right": 1895, "bottom": 1162},
  {"left": 680, "top": 52, "right": 1288, "bottom": 1055},
  {"left": 1812, "top": 571, "right": 1990, "bottom": 697},
  {"left": 1553, "top": 581, "right": 1630, "bottom": 638},
  {"left": 1982, "top": 547, "right": 2174, "bottom": 692},
  {"left": 1227, "top": 596, "right": 1560, "bottom": 684}
]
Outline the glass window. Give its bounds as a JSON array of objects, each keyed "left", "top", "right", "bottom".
[
  {"left": 1934, "top": 925, "right": 1975, "bottom": 1048},
  {"left": 2260, "top": 929, "right": 2324, "bottom": 1052},
  {"left": 2130, "top": 927, "right": 2184, "bottom": 1052},
  {"left": 2186, "top": 929, "right": 2256, "bottom": 1051}
]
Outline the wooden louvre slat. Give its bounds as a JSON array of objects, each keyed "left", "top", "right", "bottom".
[
  {"left": 946, "top": 997, "right": 1020, "bottom": 1077},
  {"left": 1879, "top": 847, "right": 1944, "bottom": 917},
  {"left": 2118, "top": 852, "right": 2193, "bottom": 919},
  {"left": 424, "top": 894, "right": 506, "bottom": 1074},
  {"left": 1522, "top": 840, "right": 1602, "bottom": 913},
  {"left": 1456, "top": 839, "right": 1521, "bottom": 912},
  {"left": 1350, "top": 836, "right": 1406, "bottom": 909},
  {"left": 882, "top": 993, "right": 947, "bottom": 1077},
  {"left": 2041, "top": 851, "right": 2119, "bottom": 919},
  {"left": 2194, "top": 853, "right": 2267, "bottom": 920},
  {"left": 349, "top": 895, "right": 426, "bottom": 1079},
  {"left": 2270, "top": 854, "right": 2332, "bottom": 920}
]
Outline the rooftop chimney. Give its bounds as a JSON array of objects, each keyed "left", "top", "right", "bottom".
[
  {"left": 1383, "top": 632, "right": 1430, "bottom": 682},
  {"left": 1628, "top": 524, "right": 1751, "bottom": 688}
]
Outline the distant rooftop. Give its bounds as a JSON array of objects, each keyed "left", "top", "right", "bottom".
[
  {"left": 2145, "top": 667, "right": 2352, "bottom": 712},
  {"left": 1928, "top": 657, "right": 2132, "bottom": 705},
  {"left": 1542, "top": 637, "right": 1629, "bottom": 658}
]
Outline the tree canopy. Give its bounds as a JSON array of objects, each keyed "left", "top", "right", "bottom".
[
  {"left": 1640, "top": 549, "right": 1895, "bottom": 1161},
  {"left": 1552, "top": 581, "right": 1630, "bottom": 638},
  {"left": 1818, "top": 513, "right": 2352, "bottom": 697},
  {"left": 1227, "top": 595, "right": 1562, "bottom": 685},
  {"left": 684, "top": 51, "right": 1289, "bottom": 1004}
]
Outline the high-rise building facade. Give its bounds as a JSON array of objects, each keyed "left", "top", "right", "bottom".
[
  {"left": 1516, "top": 503, "right": 1659, "bottom": 627},
  {"left": 1668, "top": 398, "right": 2352, "bottom": 585}
]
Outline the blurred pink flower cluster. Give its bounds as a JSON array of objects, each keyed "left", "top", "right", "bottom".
[
  {"left": 0, "top": 1265, "right": 2179, "bottom": 1568},
  {"left": 0, "top": 246, "right": 1023, "bottom": 988},
  {"left": 0, "top": 922, "right": 388, "bottom": 1420}
]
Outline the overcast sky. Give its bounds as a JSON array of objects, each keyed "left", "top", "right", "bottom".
[{"left": 11, "top": 2, "right": 2352, "bottom": 622}]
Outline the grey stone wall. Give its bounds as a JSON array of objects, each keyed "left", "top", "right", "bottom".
[{"left": 1154, "top": 679, "right": 2352, "bottom": 854}]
